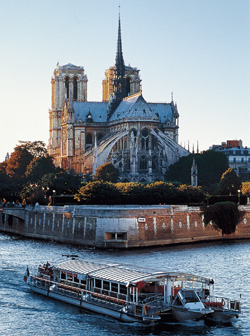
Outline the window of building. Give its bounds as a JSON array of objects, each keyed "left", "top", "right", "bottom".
[
  {"left": 65, "top": 77, "right": 69, "bottom": 99},
  {"left": 141, "top": 128, "right": 149, "bottom": 150},
  {"left": 73, "top": 77, "right": 78, "bottom": 100},
  {"left": 86, "top": 133, "right": 93, "bottom": 145},
  {"left": 241, "top": 158, "right": 244, "bottom": 163},
  {"left": 140, "top": 155, "right": 147, "bottom": 170}
]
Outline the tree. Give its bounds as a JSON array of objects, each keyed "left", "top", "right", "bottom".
[
  {"left": 94, "top": 162, "right": 119, "bottom": 183},
  {"left": 241, "top": 182, "right": 250, "bottom": 195},
  {"left": 6, "top": 146, "right": 33, "bottom": 180},
  {"left": 166, "top": 150, "right": 229, "bottom": 190},
  {"left": 18, "top": 140, "right": 47, "bottom": 158},
  {"left": 75, "top": 181, "right": 120, "bottom": 204},
  {"left": 219, "top": 168, "right": 241, "bottom": 195},
  {"left": 203, "top": 202, "right": 239, "bottom": 234},
  {"left": 25, "top": 156, "right": 56, "bottom": 182}
]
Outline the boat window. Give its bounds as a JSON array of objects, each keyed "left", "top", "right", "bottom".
[
  {"left": 103, "top": 281, "right": 110, "bottom": 291},
  {"left": 111, "top": 283, "right": 118, "bottom": 293},
  {"left": 61, "top": 272, "right": 66, "bottom": 280},
  {"left": 174, "top": 295, "right": 183, "bottom": 306},
  {"left": 74, "top": 275, "right": 79, "bottom": 283},
  {"left": 182, "top": 290, "right": 200, "bottom": 303},
  {"left": 95, "top": 279, "right": 102, "bottom": 288},
  {"left": 120, "top": 284, "right": 127, "bottom": 295}
]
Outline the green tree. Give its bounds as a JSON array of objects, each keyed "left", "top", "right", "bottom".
[
  {"left": 94, "top": 162, "right": 119, "bottom": 183},
  {"left": 219, "top": 168, "right": 241, "bottom": 195},
  {"left": 166, "top": 151, "right": 229, "bottom": 189},
  {"left": 25, "top": 156, "right": 56, "bottom": 182},
  {"left": 203, "top": 202, "right": 239, "bottom": 234},
  {"left": 116, "top": 182, "right": 146, "bottom": 204},
  {"left": 75, "top": 181, "right": 120, "bottom": 204},
  {"left": 18, "top": 140, "right": 47, "bottom": 158}
]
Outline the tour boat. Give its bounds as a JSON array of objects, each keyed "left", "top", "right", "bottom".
[
  {"left": 167, "top": 272, "right": 241, "bottom": 323},
  {"left": 23, "top": 258, "right": 240, "bottom": 324}
]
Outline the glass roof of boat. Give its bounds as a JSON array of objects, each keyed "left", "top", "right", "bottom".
[{"left": 55, "top": 259, "right": 213, "bottom": 285}]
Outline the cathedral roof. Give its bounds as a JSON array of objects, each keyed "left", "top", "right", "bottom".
[
  {"left": 148, "top": 103, "right": 173, "bottom": 124},
  {"left": 60, "top": 63, "right": 84, "bottom": 70},
  {"left": 74, "top": 101, "right": 108, "bottom": 123},
  {"left": 109, "top": 94, "right": 159, "bottom": 122},
  {"left": 72, "top": 95, "right": 174, "bottom": 124}
]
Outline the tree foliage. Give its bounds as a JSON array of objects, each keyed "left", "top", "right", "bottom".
[
  {"left": 241, "top": 182, "right": 250, "bottom": 195},
  {"left": 75, "top": 181, "right": 120, "bottom": 204},
  {"left": 203, "top": 201, "right": 239, "bottom": 234},
  {"left": 94, "top": 162, "right": 119, "bottom": 183},
  {"left": 25, "top": 156, "right": 57, "bottom": 182},
  {"left": 6, "top": 147, "right": 33, "bottom": 180},
  {"left": 18, "top": 141, "right": 47, "bottom": 158},
  {"left": 75, "top": 181, "right": 207, "bottom": 205},
  {"left": 219, "top": 168, "right": 241, "bottom": 195},
  {"left": 166, "top": 150, "right": 229, "bottom": 189}
]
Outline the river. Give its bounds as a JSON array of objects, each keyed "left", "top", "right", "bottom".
[{"left": 0, "top": 233, "right": 249, "bottom": 336}]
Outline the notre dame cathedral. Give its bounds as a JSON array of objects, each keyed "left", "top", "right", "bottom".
[{"left": 48, "top": 15, "right": 189, "bottom": 182}]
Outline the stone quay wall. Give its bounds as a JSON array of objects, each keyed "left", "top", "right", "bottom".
[{"left": 1, "top": 205, "right": 250, "bottom": 248}]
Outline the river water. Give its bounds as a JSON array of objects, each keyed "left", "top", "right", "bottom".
[{"left": 0, "top": 233, "right": 249, "bottom": 336}]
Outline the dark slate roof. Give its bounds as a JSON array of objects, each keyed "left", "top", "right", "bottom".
[
  {"left": 148, "top": 103, "right": 173, "bottom": 124},
  {"left": 72, "top": 94, "right": 173, "bottom": 124},
  {"left": 109, "top": 94, "right": 159, "bottom": 122},
  {"left": 74, "top": 101, "right": 108, "bottom": 123}
]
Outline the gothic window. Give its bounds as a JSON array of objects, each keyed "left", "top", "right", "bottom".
[
  {"left": 140, "top": 155, "right": 147, "bottom": 170},
  {"left": 152, "top": 156, "right": 158, "bottom": 170},
  {"left": 141, "top": 128, "right": 149, "bottom": 150},
  {"left": 151, "top": 134, "right": 157, "bottom": 150},
  {"left": 73, "top": 77, "right": 78, "bottom": 100},
  {"left": 126, "top": 77, "right": 131, "bottom": 96},
  {"left": 65, "top": 77, "right": 69, "bottom": 99},
  {"left": 97, "top": 133, "right": 104, "bottom": 142},
  {"left": 130, "top": 129, "right": 137, "bottom": 148},
  {"left": 86, "top": 133, "right": 93, "bottom": 146}
]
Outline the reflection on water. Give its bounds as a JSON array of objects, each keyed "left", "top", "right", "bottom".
[{"left": 0, "top": 233, "right": 249, "bottom": 336}]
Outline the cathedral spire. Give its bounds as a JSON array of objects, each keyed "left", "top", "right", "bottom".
[
  {"left": 107, "top": 10, "right": 126, "bottom": 120},
  {"left": 115, "top": 9, "right": 125, "bottom": 79}
]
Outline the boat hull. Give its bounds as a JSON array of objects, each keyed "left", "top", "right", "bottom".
[{"left": 28, "top": 284, "right": 156, "bottom": 324}]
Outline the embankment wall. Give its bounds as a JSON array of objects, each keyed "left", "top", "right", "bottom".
[{"left": 1, "top": 205, "right": 250, "bottom": 248}]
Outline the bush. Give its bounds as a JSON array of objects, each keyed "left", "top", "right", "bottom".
[{"left": 203, "top": 201, "right": 239, "bottom": 235}]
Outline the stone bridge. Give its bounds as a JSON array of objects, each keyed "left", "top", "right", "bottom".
[{"left": 2, "top": 207, "right": 26, "bottom": 221}]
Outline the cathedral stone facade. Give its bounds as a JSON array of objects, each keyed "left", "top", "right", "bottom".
[{"left": 48, "top": 16, "right": 189, "bottom": 182}]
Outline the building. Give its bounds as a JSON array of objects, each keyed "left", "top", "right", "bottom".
[
  {"left": 210, "top": 140, "right": 250, "bottom": 181},
  {"left": 48, "top": 15, "right": 189, "bottom": 182}
]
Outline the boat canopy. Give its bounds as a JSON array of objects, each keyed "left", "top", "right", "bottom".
[{"left": 55, "top": 259, "right": 213, "bottom": 287}]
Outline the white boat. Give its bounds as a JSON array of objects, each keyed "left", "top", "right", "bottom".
[
  {"left": 170, "top": 273, "right": 241, "bottom": 323},
  {"left": 23, "top": 258, "right": 239, "bottom": 324}
]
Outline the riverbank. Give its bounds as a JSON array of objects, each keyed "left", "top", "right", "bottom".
[{"left": 1, "top": 205, "right": 250, "bottom": 248}]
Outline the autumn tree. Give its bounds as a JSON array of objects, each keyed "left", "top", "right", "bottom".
[
  {"left": 241, "top": 182, "right": 250, "bottom": 195},
  {"left": 219, "top": 168, "right": 241, "bottom": 195},
  {"left": 94, "top": 162, "right": 119, "bottom": 183},
  {"left": 6, "top": 146, "right": 33, "bottom": 181}
]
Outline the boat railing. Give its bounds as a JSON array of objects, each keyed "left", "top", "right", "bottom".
[
  {"left": 140, "top": 293, "right": 164, "bottom": 305},
  {"left": 28, "top": 275, "right": 164, "bottom": 318},
  {"left": 204, "top": 295, "right": 241, "bottom": 312}
]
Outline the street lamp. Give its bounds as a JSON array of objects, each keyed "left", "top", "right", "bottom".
[
  {"left": 53, "top": 190, "right": 56, "bottom": 206},
  {"left": 238, "top": 189, "right": 241, "bottom": 205}
]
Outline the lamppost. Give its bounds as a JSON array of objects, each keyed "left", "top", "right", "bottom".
[
  {"left": 238, "top": 189, "right": 241, "bottom": 205},
  {"left": 53, "top": 190, "right": 56, "bottom": 206}
]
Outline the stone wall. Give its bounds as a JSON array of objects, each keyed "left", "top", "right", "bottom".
[{"left": 1, "top": 205, "right": 250, "bottom": 249}]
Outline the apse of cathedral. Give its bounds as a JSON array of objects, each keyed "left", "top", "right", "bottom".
[{"left": 48, "top": 15, "right": 189, "bottom": 182}]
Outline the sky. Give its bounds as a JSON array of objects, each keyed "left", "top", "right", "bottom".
[{"left": 0, "top": 0, "right": 249, "bottom": 162}]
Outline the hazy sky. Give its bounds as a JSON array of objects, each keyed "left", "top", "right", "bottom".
[{"left": 0, "top": 0, "right": 249, "bottom": 162}]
